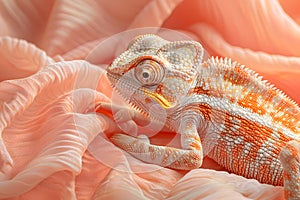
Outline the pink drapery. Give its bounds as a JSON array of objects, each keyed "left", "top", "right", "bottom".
[{"left": 1, "top": 0, "right": 299, "bottom": 199}]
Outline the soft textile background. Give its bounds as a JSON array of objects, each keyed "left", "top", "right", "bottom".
[{"left": 0, "top": 0, "right": 299, "bottom": 199}]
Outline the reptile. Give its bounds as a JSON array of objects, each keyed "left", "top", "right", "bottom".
[{"left": 97, "top": 34, "right": 300, "bottom": 199}]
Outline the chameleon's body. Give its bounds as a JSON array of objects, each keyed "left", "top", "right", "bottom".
[{"left": 104, "top": 35, "right": 300, "bottom": 199}]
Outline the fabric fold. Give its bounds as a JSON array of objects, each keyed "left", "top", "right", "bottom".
[
  {"left": 1, "top": 0, "right": 300, "bottom": 199},
  {"left": 0, "top": 60, "right": 111, "bottom": 198},
  {"left": 0, "top": 37, "right": 54, "bottom": 81}
]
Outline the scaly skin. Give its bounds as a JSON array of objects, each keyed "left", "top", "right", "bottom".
[{"left": 99, "top": 34, "right": 300, "bottom": 199}]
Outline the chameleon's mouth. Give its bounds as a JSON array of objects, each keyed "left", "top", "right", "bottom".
[
  {"left": 107, "top": 71, "right": 173, "bottom": 109},
  {"left": 140, "top": 88, "right": 172, "bottom": 109}
]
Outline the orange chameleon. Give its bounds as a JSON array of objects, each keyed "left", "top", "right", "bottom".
[{"left": 97, "top": 34, "right": 300, "bottom": 200}]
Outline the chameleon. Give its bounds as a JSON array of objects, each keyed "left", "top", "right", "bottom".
[{"left": 97, "top": 34, "right": 300, "bottom": 199}]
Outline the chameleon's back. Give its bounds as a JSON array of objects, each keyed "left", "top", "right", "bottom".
[{"left": 192, "top": 56, "right": 300, "bottom": 185}]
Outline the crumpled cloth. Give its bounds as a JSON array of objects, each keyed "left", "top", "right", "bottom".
[{"left": 1, "top": 0, "right": 300, "bottom": 199}]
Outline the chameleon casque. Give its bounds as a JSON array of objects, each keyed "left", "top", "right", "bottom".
[{"left": 100, "top": 34, "right": 300, "bottom": 199}]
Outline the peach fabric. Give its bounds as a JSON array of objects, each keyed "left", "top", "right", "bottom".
[{"left": 1, "top": 0, "right": 299, "bottom": 199}]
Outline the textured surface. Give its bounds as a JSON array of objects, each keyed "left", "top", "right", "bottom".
[{"left": 0, "top": 0, "right": 300, "bottom": 199}]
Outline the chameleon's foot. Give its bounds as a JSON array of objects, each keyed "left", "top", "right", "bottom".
[
  {"left": 95, "top": 102, "right": 150, "bottom": 125},
  {"left": 110, "top": 133, "right": 202, "bottom": 170},
  {"left": 95, "top": 102, "right": 144, "bottom": 136},
  {"left": 280, "top": 140, "right": 300, "bottom": 200}
]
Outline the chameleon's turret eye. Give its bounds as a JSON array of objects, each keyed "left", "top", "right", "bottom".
[{"left": 135, "top": 59, "right": 164, "bottom": 86}]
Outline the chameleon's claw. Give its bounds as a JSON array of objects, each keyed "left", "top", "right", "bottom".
[
  {"left": 114, "top": 108, "right": 134, "bottom": 123},
  {"left": 137, "top": 134, "right": 150, "bottom": 144},
  {"left": 117, "top": 121, "right": 138, "bottom": 136},
  {"left": 95, "top": 102, "right": 149, "bottom": 126},
  {"left": 95, "top": 102, "right": 111, "bottom": 112},
  {"left": 96, "top": 103, "right": 138, "bottom": 136}
]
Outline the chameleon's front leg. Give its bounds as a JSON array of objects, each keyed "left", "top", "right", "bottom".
[
  {"left": 280, "top": 140, "right": 300, "bottom": 200},
  {"left": 108, "top": 107, "right": 203, "bottom": 170}
]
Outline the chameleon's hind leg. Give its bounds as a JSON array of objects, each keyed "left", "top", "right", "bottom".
[
  {"left": 279, "top": 140, "right": 300, "bottom": 200},
  {"left": 109, "top": 109, "right": 204, "bottom": 170}
]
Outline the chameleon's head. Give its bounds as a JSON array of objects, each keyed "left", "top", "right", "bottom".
[{"left": 107, "top": 34, "right": 203, "bottom": 115}]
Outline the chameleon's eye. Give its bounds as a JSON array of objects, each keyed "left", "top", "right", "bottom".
[{"left": 135, "top": 59, "right": 164, "bottom": 85}]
